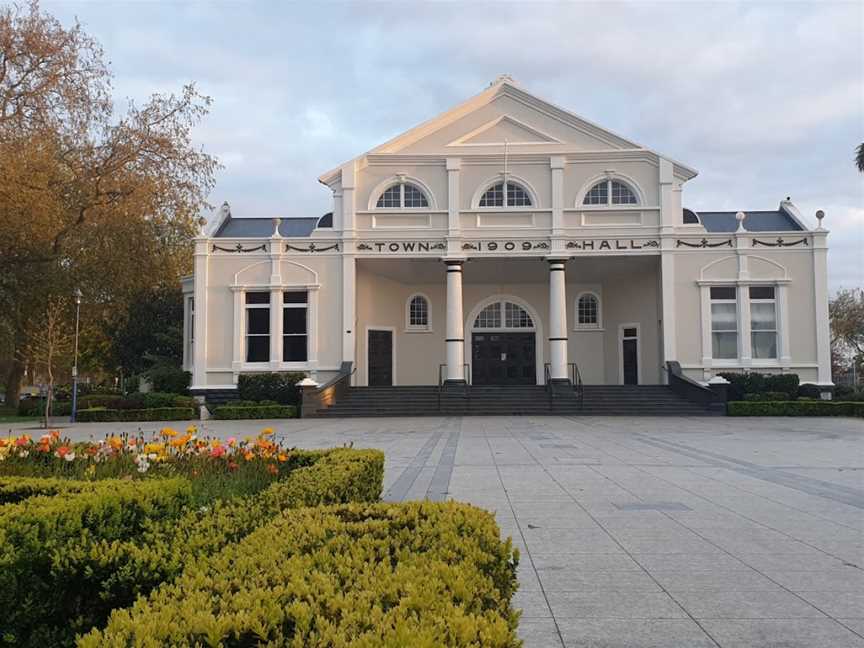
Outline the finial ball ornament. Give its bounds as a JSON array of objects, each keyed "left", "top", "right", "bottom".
[{"left": 735, "top": 211, "right": 746, "bottom": 222}]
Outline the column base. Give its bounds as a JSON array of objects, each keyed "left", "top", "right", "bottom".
[{"left": 443, "top": 379, "right": 467, "bottom": 388}]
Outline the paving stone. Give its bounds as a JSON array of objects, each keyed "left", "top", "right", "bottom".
[
  {"left": 699, "top": 618, "right": 864, "bottom": 648},
  {"left": 537, "top": 567, "right": 662, "bottom": 592},
  {"left": 673, "top": 588, "right": 828, "bottom": 619},
  {"left": 517, "top": 619, "right": 565, "bottom": 648},
  {"left": 546, "top": 590, "right": 686, "bottom": 619},
  {"left": 556, "top": 619, "right": 716, "bottom": 647},
  {"left": 796, "top": 590, "right": 864, "bottom": 618}
]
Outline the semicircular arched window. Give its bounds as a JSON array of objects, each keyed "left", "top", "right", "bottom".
[
  {"left": 406, "top": 294, "right": 430, "bottom": 330},
  {"left": 583, "top": 179, "right": 638, "bottom": 206},
  {"left": 576, "top": 293, "right": 601, "bottom": 329},
  {"left": 479, "top": 181, "right": 532, "bottom": 207},
  {"left": 376, "top": 182, "right": 429, "bottom": 208},
  {"left": 473, "top": 301, "right": 534, "bottom": 329}
]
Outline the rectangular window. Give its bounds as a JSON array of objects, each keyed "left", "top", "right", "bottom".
[
  {"left": 245, "top": 292, "right": 270, "bottom": 363},
  {"left": 283, "top": 291, "right": 308, "bottom": 362},
  {"left": 710, "top": 286, "right": 738, "bottom": 359},
  {"left": 750, "top": 286, "right": 777, "bottom": 359}
]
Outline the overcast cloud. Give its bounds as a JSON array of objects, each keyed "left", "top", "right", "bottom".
[{"left": 46, "top": 1, "right": 863, "bottom": 290}]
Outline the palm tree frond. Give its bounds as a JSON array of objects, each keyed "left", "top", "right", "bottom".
[{"left": 856, "top": 143, "right": 864, "bottom": 173}]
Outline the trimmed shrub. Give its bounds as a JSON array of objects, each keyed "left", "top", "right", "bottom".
[
  {"left": 77, "top": 394, "right": 124, "bottom": 410},
  {"left": 146, "top": 364, "right": 191, "bottom": 394},
  {"left": 720, "top": 371, "right": 800, "bottom": 401},
  {"left": 0, "top": 476, "right": 100, "bottom": 505},
  {"left": 0, "top": 478, "right": 193, "bottom": 647},
  {"left": 834, "top": 385, "right": 864, "bottom": 401},
  {"left": 237, "top": 372, "right": 305, "bottom": 406},
  {"left": 224, "top": 399, "right": 278, "bottom": 407},
  {"left": 81, "top": 501, "right": 520, "bottom": 648},
  {"left": 213, "top": 404, "right": 296, "bottom": 419},
  {"left": 115, "top": 392, "right": 195, "bottom": 410},
  {"left": 17, "top": 399, "right": 72, "bottom": 417},
  {"left": 12, "top": 448, "right": 383, "bottom": 647},
  {"left": 76, "top": 407, "right": 195, "bottom": 422},
  {"left": 797, "top": 383, "right": 824, "bottom": 400},
  {"left": 743, "top": 391, "right": 790, "bottom": 402},
  {"left": 728, "top": 400, "right": 864, "bottom": 417}
]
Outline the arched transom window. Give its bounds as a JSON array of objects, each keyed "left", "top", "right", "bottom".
[
  {"left": 407, "top": 294, "right": 430, "bottom": 330},
  {"left": 473, "top": 301, "right": 534, "bottom": 329},
  {"left": 583, "top": 179, "right": 638, "bottom": 206},
  {"left": 479, "top": 181, "right": 532, "bottom": 207},
  {"left": 376, "top": 182, "right": 429, "bottom": 208},
  {"left": 576, "top": 293, "right": 601, "bottom": 329}
]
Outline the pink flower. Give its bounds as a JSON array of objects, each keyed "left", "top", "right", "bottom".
[{"left": 210, "top": 445, "right": 226, "bottom": 458}]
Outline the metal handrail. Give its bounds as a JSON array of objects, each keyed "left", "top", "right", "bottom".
[
  {"left": 570, "top": 362, "right": 584, "bottom": 409},
  {"left": 544, "top": 363, "right": 554, "bottom": 406}
]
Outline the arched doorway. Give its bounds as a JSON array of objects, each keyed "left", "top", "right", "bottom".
[{"left": 465, "top": 297, "right": 543, "bottom": 385}]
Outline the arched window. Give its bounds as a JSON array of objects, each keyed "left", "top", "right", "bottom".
[
  {"left": 376, "top": 182, "right": 429, "bottom": 208},
  {"left": 582, "top": 179, "right": 638, "bottom": 206},
  {"left": 479, "top": 181, "right": 532, "bottom": 207},
  {"left": 473, "top": 301, "right": 534, "bottom": 329},
  {"left": 406, "top": 294, "right": 430, "bottom": 330},
  {"left": 576, "top": 293, "right": 601, "bottom": 329}
]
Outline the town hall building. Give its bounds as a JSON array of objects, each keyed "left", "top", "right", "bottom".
[{"left": 182, "top": 76, "right": 832, "bottom": 415}]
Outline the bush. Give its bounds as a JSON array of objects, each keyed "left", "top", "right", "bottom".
[
  {"left": 213, "top": 404, "right": 296, "bottom": 419},
  {"left": 115, "top": 391, "right": 194, "bottom": 410},
  {"left": 0, "top": 479, "right": 193, "bottom": 647},
  {"left": 81, "top": 501, "right": 519, "bottom": 648},
  {"left": 834, "top": 385, "right": 864, "bottom": 401},
  {"left": 224, "top": 399, "right": 278, "bottom": 407},
  {"left": 76, "top": 407, "right": 195, "bottom": 422},
  {"left": 743, "top": 391, "right": 790, "bottom": 402},
  {"left": 720, "top": 371, "right": 799, "bottom": 401},
  {"left": 14, "top": 448, "right": 383, "bottom": 647},
  {"left": 17, "top": 399, "right": 72, "bottom": 417},
  {"left": 728, "top": 400, "right": 864, "bottom": 417},
  {"left": 146, "top": 364, "right": 191, "bottom": 394},
  {"left": 77, "top": 394, "right": 124, "bottom": 409},
  {"left": 0, "top": 476, "right": 101, "bottom": 505},
  {"left": 797, "top": 383, "right": 824, "bottom": 400},
  {"left": 238, "top": 372, "right": 305, "bottom": 406}
]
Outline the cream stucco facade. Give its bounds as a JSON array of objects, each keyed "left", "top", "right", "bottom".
[{"left": 184, "top": 76, "right": 832, "bottom": 396}]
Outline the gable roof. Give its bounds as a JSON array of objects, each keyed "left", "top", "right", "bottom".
[{"left": 318, "top": 76, "right": 698, "bottom": 185}]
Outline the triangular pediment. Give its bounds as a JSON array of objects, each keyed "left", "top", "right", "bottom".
[{"left": 447, "top": 115, "right": 561, "bottom": 146}]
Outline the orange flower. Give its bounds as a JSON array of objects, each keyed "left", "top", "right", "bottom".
[
  {"left": 261, "top": 427, "right": 274, "bottom": 436},
  {"left": 277, "top": 452, "right": 288, "bottom": 462},
  {"left": 50, "top": 430, "right": 61, "bottom": 440},
  {"left": 227, "top": 461, "right": 238, "bottom": 472},
  {"left": 107, "top": 436, "right": 123, "bottom": 451},
  {"left": 243, "top": 450, "right": 254, "bottom": 461},
  {"left": 160, "top": 427, "right": 178, "bottom": 438},
  {"left": 56, "top": 446, "right": 71, "bottom": 458},
  {"left": 267, "top": 463, "right": 278, "bottom": 475}
]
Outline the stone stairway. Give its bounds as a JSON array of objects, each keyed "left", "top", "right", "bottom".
[{"left": 316, "top": 384, "right": 721, "bottom": 417}]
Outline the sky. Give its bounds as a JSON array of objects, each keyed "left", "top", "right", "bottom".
[{"left": 45, "top": 0, "right": 863, "bottom": 291}]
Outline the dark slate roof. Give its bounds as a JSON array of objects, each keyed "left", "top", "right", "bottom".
[
  {"left": 697, "top": 207, "right": 804, "bottom": 233},
  {"left": 214, "top": 217, "right": 319, "bottom": 238}
]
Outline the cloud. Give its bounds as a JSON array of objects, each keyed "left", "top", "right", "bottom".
[{"left": 45, "top": 0, "right": 863, "bottom": 290}]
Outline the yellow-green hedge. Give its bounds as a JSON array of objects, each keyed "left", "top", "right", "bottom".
[
  {"left": 0, "top": 478, "right": 194, "bottom": 647},
  {"left": 6, "top": 448, "right": 384, "bottom": 647},
  {"left": 0, "top": 476, "right": 101, "bottom": 505},
  {"left": 81, "top": 502, "right": 520, "bottom": 648}
]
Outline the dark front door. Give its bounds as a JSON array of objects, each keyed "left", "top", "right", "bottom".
[
  {"left": 622, "top": 327, "right": 639, "bottom": 385},
  {"left": 368, "top": 330, "right": 393, "bottom": 386},
  {"left": 472, "top": 332, "right": 536, "bottom": 385}
]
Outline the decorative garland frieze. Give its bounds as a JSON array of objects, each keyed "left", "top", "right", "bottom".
[
  {"left": 285, "top": 242, "right": 340, "bottom": 253},
  {"left": 212, "top": 243, "right": 267, "bottom": 253},
  {"left": 752, "top": 237, "right": 809, "bottom": 248},
  {"left": 676, "top": 238, "right": 733, "bottom": 248}
]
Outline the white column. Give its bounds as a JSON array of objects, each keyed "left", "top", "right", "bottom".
[
  {"left": 445, "top": 260, "right": 465, "bottom": 382},
  {"left": 548, "top": 259, "right": 568, "bottom": 381},
  {"left": 813, "top": 230, "right": 832, "bottom": 384},
  {"left": 342, "top": 255, "right": 356, "bottom": 366},
  {"left": 191, "top": 238, "right": 209, "bottom": 389},
  {"left": 660, "top": 250, "right": 677, "bottom": 368},
  {"left": 231, "top": 288, "right": 243, "bottom": 383},
  {"left": 777, "top": 284, "right": 791, "bottom": 369},
  {"left": 269, "top": 288, "right": 281, "bottom": 370}
]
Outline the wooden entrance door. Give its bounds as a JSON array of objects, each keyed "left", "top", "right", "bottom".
[
  {"left": 472, "top": 332, "right": 536, "bottom": 385},
  {"left": 368, "top": 329, "right": 393, "bottom": 386}
]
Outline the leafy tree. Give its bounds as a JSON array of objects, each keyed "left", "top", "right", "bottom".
[
  {"left": 830, "top": 288, "right": 864, "bottom": 380},
  {"left": 0, "top": 2, "right": 219, "bottom": 405},
  {"left": 107, "top": 286, "right": 184, "bottom": 377}
]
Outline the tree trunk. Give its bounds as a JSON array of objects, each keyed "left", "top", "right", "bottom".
[{"left": 4, "top": 357, "right": 25, "bottom": 408}]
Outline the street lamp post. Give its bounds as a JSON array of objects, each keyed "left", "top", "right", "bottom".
[{"left": 70, "top": 288, "right": 82, "bottom": 423}]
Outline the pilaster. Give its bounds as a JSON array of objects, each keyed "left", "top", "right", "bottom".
[
  {"left": 342, "top": 255, "right": 356, "bottom": 366},
  {"left": 812, "top": 230, "right": 832, "bottom": 384},
  {"left": 191, "top": 238, "right": 209, "bottom": 389},
  {"left": 550, "top": 156, "right": 566, "bottom": 255}
]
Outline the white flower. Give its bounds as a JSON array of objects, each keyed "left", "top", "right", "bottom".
[
  {"left": 19, "top": 450, "right": 29, "bottom": 458},
  {"left": 64, "top": 452, "right": 75, "bottom": 462},
  {"left": 137, "top": 460, "right": 149, "bottom": 473},
  {"left": 148, "top": 453, "right": 157, "bottom": 460}
]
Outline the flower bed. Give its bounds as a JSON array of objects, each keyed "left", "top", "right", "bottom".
[
  {"left": 0, "top": 439, "right": 384, "bottom": 647},
  {"left": 81, "top": 502, "right": 520, "bottom": 648}
]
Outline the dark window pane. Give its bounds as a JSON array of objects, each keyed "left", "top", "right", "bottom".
[
  {"left": 246, "top": 336, "right": 269, "bottom": 362},
  {"left": 283, "top": 308, "right": 307, "bottom": 334},
  {"left": 283, "top": 335, "right": 307, "bottom": 362},
  {"left": 623, "top": 328, "right": 637, "bottom": 338},
  {"left": 245, "top": 292, "right": 270, "bottom": 304},
  {"left": 749, "top": 286, "right": 775, "bottom": 300},
  {"left": 247, "top": 308, "right": 270, "bottom": 334},
  {"left": 710, "top": 286, "right": 736, "bottom": 300},
  {"left": 283, "top": 291, "right": 307, "bottom": 304}
]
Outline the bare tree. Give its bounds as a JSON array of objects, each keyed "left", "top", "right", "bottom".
[{"left": 24, "top": 297, "right": 72, "bottom": 427}]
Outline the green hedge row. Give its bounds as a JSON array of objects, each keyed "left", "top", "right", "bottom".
[
  {"left": 728, "top": 400, "right": 864, "bottom": 417},
  {"left": 16, "top": 399, "right": 73, "bottom": 417},
  {"left": 5, "top": 448, "right": 383, "bottom": 647},
  {"left": 212, "top": 404, "right": 296, "bottom": 419},
  {"left": 76, "top": 406, "right": 196, "bottom": 422},
  {"left": 0, "top": 477, "right": 101, "bottom": 505},
  {"left": 81, "top": 501, "right": 520, "bottom": 648},
  {"left": 78, "top": 392, "right": 195, "bottom": 411},
  {"left": 0, "top": 478, "right": 194, "bottom": 647}
]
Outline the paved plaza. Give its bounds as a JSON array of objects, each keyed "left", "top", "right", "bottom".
[{"left": 9, "top": 415, "right": 864, "bottom": 647}]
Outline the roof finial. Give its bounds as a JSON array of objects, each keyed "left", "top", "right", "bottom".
[
  {"left": 491, "top": 74, "right": 515, "bottom": 87},
  {"left": 271, "top": 217, "right": 282, "bottom": 238},
  {"left": 735, "top": 211, "right": 747, "bottom": 232},
  {"left": 815, "top": 209, "right": 825, "bottom": 231}
]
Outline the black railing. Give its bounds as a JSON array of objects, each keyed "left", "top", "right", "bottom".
[{"left": 545, "top": 362, "right": 584, "bottom": 409}]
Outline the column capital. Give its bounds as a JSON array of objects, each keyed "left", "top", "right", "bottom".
[
  {"left": 446, "top": 157, "right": 462, "bottom": 171},
  {"left": 443, "top": 258, "right": 466, "bottom": 267},
  {"left": 550, "top": 155, "right": 566, "bottom": 170},
  {"left": 546, "top": 258, "right": 568, "bottom": 266}
]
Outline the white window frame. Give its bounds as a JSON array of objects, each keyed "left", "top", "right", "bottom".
[
  {"left": 282, "top": 290, "right": 309, "bottom": 362},
  {"left": 472, "top": 175, "right": 538, "bottom": 209},
  {"left": 405, "top": 293, "right": 432, "bottom": 332},
  {"left": 699, "top": 280, "right": 789, "bottom": 368},
  {"left": 577, "top": 174, "right": 644, "bottom": 208},
  {"left": 709, "top": 286, "right": 739, "bottom": 361},
  {"left": 244, "top": 291, "right": 271, "bottom": 364},
  {"left": 472, "top": 301, "right": 535, "bottom": 331},
  {"left": 373, "top": 180, "right": 432, "bottom": 210},
  {"left": 574, "top": 291, "right": 602, "bottom": 330},
  {"left": 749, "top": 286, "right": 778, "bottom": 361}
]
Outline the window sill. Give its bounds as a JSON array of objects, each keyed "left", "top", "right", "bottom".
[
  {"left": 404, "top": 328, "right": 434, "bottom": 334},
  {"left": 573, "top": 327, "right": 604, "bottom": 332}
]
